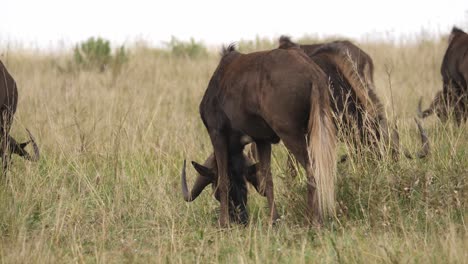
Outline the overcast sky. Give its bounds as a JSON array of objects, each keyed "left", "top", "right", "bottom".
[{"left": 1, "top": 0, "right": 467, "bottom": 50}]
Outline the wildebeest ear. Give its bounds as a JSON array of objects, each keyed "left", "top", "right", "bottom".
[
  {"left": 245, "top": 163, "right": 266, "bottom": 196},
  {"left": 191, "top": 161, "right": 215, "bottom": 180}
]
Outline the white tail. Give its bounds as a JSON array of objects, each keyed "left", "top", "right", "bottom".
[{"left": 308, "top": 83, "right": 337, "bottom": 218}]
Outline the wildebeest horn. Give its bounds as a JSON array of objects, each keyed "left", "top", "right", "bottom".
[
  {"left": 24, "top": 129, "right": 40, "bottom": 161},
  {"left": 181, "top": 160, "right": 212, "bottom": 202},
  {"left": 414, "top": 118, "right": 429, "bottom": 158},
  {"left": 10, "top": 129, "right": 40, "bottom": 161},
  {"left": 380, "top": 118, "right": 429, "bottom": 160},
  {"left": 402, "top": 118, "right": 430, "bottom": 159}
]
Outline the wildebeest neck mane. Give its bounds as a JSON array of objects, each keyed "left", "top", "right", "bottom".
[
  {"left": 451, "top": 26, "right": 465, "bottom": 35},
  {"left": 221, "top": 43, "right": 237, "bottom": 57},
  {"left": 279, "top": 35, "right": 300, "bottom": 49}
]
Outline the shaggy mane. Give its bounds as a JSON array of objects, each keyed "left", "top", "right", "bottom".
[
  {"left": 221, "top": 43, "right": 236, "bottom": 56},
  {"left": 278, "top": 35, "right": 300, "bottom": 49},
  {"left": 279, "top": 35, "right": 292, "bottom": 44},
  {"left": 451, "top": 26, "right": 465, "bottom": 35}
]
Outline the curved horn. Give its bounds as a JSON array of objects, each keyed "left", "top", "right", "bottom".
[
  {"left": 9, "top": 129, "right": 40, "bottom": 162},
  {"left": 414, "top": 118, "right": 430, "bottom": 158},
  {"left": 381, "top": 118, "right": 429, "bottom": 160},
  {"left": 181, "top": 160, "right": 212, "bottom": 202},
  {"left": 24, "top": 129, "right": 40, "bottom": 161},
  {"left": 402, "top": 118, "right": 430, "bottom": 159}
]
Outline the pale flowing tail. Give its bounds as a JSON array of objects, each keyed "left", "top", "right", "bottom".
[{"left": 308, "top": 83, "right": 337, "bottom": 218}]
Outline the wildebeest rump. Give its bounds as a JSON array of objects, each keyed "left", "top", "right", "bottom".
[
  {"left": 278, "top": 37, "right": 429, "bottom": 160},
  {"left": 0, "top": 60, "right": 39, "bottom": 172},
  {"left": 419, "top": 26, "right": 468, "bottom": 125},
  {"left": 182, "top": 45, "right": 337, "bottom": 226}
]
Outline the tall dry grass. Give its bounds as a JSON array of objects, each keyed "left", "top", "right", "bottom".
[{"left": 0, "top": 35, "right": 466, "bottom": 263}]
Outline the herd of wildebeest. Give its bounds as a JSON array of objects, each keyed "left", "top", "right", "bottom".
[{"left": 1, "top": 27, "right": 467, "bottom": 227}]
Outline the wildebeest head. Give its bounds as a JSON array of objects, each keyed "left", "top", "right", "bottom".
[
  {"left": 181, "top": 151, "right": 261, "bottom": 224},
  {"left": 4, "top": 129, "right": 40, "bottom": 162}
]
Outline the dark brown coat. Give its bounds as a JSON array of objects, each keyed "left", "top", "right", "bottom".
[
  {"left": 0, "top": 60, "right": 39, "bottom": 172},
  {"left": 182, "top": 46, "right": 337, "bottom": 226},
  {"left": 419, "top": 27, "right": 468, "bottom": 125}
]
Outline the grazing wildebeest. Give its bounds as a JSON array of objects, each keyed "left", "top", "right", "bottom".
[
  {"left": 0, "top": 60, "right": 39, "bottom": 173},
  {"left": 419, "top": 26, "right": 468, "bottom": 125},
  {"left": 278, "top": 37, "right": 429, "bottom": 161},
  {"left": 182, "top": 45, "right": 337, "bottom": 226}
]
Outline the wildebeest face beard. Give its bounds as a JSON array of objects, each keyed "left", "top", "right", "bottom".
[
  {"left": 213, "top": 153, "right": 249, "bottom": 224},
  {"left": 185, "top": 151, "right": 261, "bottom": 225},
  {"left": 227, "top": 178, "right": 248, "bottom": 224}
]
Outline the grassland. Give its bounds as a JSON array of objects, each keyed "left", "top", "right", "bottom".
[{"left": 0, "top": 36, "right": 466, "bottom": 263}]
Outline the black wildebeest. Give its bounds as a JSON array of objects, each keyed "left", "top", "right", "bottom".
[
  {"left": 278, "top": 37, "right": 429, "bottom": 161},
  {"left": 419, "top": 26, "right": 468, "bottom": 125},
  {"left": 0, "top": 60, "right": 39, "bottom": 172},
  {"left": 182, "top": 45, "right": 337, "bottom": 226}
]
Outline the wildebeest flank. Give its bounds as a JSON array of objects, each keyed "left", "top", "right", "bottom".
[
  {"left": 0, "top": 60, "right": 39, "bottom": 172},
  {"left": 419, "top": 26, "right": 468, "bottom": 125},
  {"left": 182, "top": 45, "right": 337, "bottom": 226}
]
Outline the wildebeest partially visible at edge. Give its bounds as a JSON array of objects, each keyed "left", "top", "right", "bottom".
[
  {"left": 182, "top": 45, "right": 336, "bottom": 227},
  {"left": 0, "top": 60, "right": 40, "bottom": 173},
  {"left": 419, "top": 27, "right": 468, "bottom": 125},
  {"left": 279, "top": 37, "right": 376, "bottom": 92},
  {"left": 276, "top": 37, "right": 429, "bottom": 163}
]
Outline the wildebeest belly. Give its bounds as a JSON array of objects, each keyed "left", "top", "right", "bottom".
[
  {"left": 238, "top": 114, "right": 281, "bottom": 143},
  {"left": 222, "top": 102, "right": 280, "bottom": 143}
]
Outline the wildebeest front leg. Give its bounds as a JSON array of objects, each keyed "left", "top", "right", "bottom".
[
  {"left": 210, "top": 132, "right": 230, "bottom": 227},
  {"left": 305, "top": 161, "right": 322, "bottom": 225},
  {"left": 255, "top": 141, "right": 279, "bottom": 224}
]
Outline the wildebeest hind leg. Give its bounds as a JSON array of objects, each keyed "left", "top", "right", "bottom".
[
  {"left": 255, "top": 141, "right": 279, "bottom": 224},
  {"left": 274, "top": 132, "right": 321, "bottom": 224}
]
